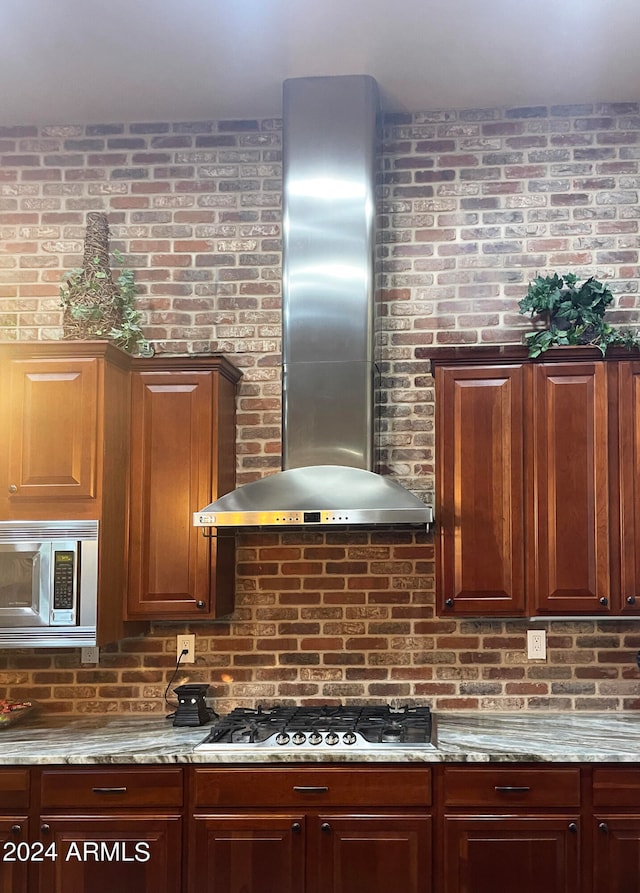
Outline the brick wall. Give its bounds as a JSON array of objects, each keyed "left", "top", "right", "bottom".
[{"left": 1, "top": 103, "right": 640, "bottom": 713}]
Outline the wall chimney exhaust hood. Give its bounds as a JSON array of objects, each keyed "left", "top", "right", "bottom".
[{"left": 194, "top": 75, "right": 432, "bottom": 530}]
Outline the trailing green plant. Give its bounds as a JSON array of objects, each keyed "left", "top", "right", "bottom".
[
  {"left": 60, "top": 253, "right": 151, "bottom": 355},
  {"left": 518, "top": 272, "right": 640, "bottom": 358},
  {"left": 59, "top": 212, "right": 152, "bottom": 356}
]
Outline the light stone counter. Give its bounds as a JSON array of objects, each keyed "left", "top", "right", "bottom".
[{"left": 0, "top": 711, "right": 639, "bottom": 764}]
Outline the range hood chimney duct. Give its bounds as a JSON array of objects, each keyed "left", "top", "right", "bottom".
[{"left": 194, "top": 75, "right": 432, "bottom": 529}]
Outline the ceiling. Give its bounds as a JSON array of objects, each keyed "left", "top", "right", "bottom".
[{"left": 2, "top": 0, "right": 640, "bottom": 126}]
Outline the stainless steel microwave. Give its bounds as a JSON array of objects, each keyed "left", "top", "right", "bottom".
[{"left": 0, "top": 520, "right": 98, "bottom": 648}]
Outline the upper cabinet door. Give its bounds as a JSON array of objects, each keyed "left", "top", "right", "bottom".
[
  {"left": 436, "top": 364, "right": 526, "bottom": 615},
  {"left": 617, "top": 361, "right": 640, "bottom": 613},
  {"left": 530, "top": 362, "right": 611, "bottom": 614},
  {"left": 2, "top": 357, "right": 99, "bottom": 510},
  {"left": 128, "top": 370, "right": 216, "bottom": 618},
  {"left": 127, "top": 359, "right": 239, "bottom": 620}
]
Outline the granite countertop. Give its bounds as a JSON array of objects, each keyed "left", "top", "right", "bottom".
[{"left": 0, "top": 711, "right": 639, "bottom": 764}]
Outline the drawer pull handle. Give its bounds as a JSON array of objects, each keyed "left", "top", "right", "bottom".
[
  {"left": 92, "top": 787, "right": 128, "bottom": 794},
  {"left": 293, "top": 785, "right": 329, "bottom": 793},
  {"left": 494, "top": 786, "right": 531, "bottom": 793}
]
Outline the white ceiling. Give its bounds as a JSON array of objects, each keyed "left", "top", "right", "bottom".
[{"left": 2, "top": 0, "right": 640, "bottom": 126}]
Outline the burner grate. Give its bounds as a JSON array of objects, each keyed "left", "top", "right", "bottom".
[{"left": 195, "top": 704, "right": 432, "bottom": 750}]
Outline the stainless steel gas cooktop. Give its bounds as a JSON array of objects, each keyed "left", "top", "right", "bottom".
[{"left": 194, "top": 704, "right": 433, "bottom": 752}]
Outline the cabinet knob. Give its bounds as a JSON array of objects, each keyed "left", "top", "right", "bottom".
[
  {"left": 444, "top": 598, "right": 454, "bottom": 608},
  {"left": 599, "top": 597, "right": 608, "bottom": 606},
  {"left": 320, "top": 822, "right": 331, "bottom": 834},
  {"left": 40, "top": 823, "right": 50, "bottom": 834},
  {"left": 627, "top": 596, "right": 636, "bottom": 605},
  {"left": 10, "top": 824, "right": 21, "bottom": 835},
  {"left": 598, "top": 822, "right": 609, "bottom": 833},
  {"left": 568, "top": 822, "right": 578, "bottom": 833},
  {"left": 8, "top": 484, "right": 17, "bottom": 494},
  {"left": 196, "top": 601, "right": 206, "bottom": 610},
  {"left": 291, "top": 822, "right": 301, "bottom": 834}
]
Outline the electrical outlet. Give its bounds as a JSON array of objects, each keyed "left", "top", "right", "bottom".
[
  {"left": 177, "top": 634, "right": 195, "bottom": 663},
  {"left": 81, "top": 646, "right": 99, "bottom": 664},
  {"left": 527, "top": 629, "right": 547, "bottom": 660}
]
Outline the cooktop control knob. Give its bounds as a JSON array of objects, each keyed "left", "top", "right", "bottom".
[
  {"left": 292, "top": 731, "right": 306, "bottom": 745},
  {"left": 309, "top": 732, "right": 323, "bottom": 745},
  {"left": 326, "top": 731, "right": 339, "bottom": 746},
  {"left": 275, "top": 732, "right": 290, "bottom": 746},
  {"left": 342, "top": 732, "right": 357, "bottom": 745}
]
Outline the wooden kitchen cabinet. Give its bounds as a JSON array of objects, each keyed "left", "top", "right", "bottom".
[
  {"left": 435, "top": 362, "right": 526, "bottom": 615},
  {"left": 6, "top": 761, "right": 640, "bottom": 892},
  {"left": 617, "top": 362, "right": 640, "bottom": 613},
  {"left": 0, "top": 769, "right": 30, "bottom": 893},
  {"left": 530, "top": 361, "right": 610, "bottom": 614},
  {"left": 593, "top": 816, "right": 640, "bottom": 893},
  {"left": 190, "top": 767, "right": 433, "bottom": 893},
  {"left": 443, "top": 816, "right": 580, "bottom": 893},
  {"left": 432, "top": 346, "right": 636, "bottom": 617},
  {"left": 592, "top": 767, "right": 640, "bottom": 892},
  {"left": 35, "top": 816, "right": 182, "bottom": 893},
  {"left": 35, "top": 767, "right": 183, "bottom": 893},
  {"left": 310, "top": 813, "right": 431, "bottom": 893},
  {"left": 0, "top": 341, "right": 134, "bottom": 644},
  {"left": 1, "top": 355, "right": 99, "bottom": 509},
  {"left": 441, "top": 765, "right": 581, "bottom": 893},
  {"left": 0, "top": 819, "right": 29, "bottom": 893},
  {"left": 126, "top": 356, "right": 241, "bottom": 620},
  {"left": 190, "top": 814, "right": 305, "bottom": 893},
  {"left": 191, "top": 813, "right": 430, "bottom": 893},
  {"left": 0, "top": 342, "right": 129, "bottom": 522}
]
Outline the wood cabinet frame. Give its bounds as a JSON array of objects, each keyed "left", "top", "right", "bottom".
[
  {"left": 431, "top": 345, "right": 640, "bottom": 617},
  {"left": 2, "top": 762, "right": 640, "bottom": 893}
]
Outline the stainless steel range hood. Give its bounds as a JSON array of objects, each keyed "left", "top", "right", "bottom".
[{"left": 195, "top": 75, "right": 432, "bottom": 529}]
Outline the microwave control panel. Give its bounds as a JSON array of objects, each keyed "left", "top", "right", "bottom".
[{"left": 52, "top": 550, "right": 76, "bottom": 624}]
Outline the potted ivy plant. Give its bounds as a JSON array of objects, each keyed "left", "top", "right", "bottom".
[
  {"left": 59, "top": 212, "right": 152, "bottom": 356},
  {"left": 518, "top": 272, "right": 640, "bottom": 358}
]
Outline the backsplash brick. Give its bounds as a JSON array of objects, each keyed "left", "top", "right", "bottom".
[{"left": 2, "top": 104, "right": 640, "bottom": 712}]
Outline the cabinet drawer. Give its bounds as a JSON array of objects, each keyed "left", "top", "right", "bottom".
[
  {"left": 192, "top": 767, "right": 431, "bottom": 808},
  {"left": 40, "top": 767, "right": 183, "bottom": 808},
  {"left": 0, "top": 768, "right": 30, "bottom": 809},
  {"left": 593, "top": 769, "right": 640, "bottom": 807},
  {"left": 443, "top": 768, "right": 580, "bottom": 808}
]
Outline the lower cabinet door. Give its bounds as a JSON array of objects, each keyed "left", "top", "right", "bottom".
[
  {"left": 190, "top": 814, "right": 305, "bottom": 893},
  {"left": 444, "top": 816, "right": 580, "bottom": 893},
  {"left": 311, "top": 814, "right": 432, "bottom": 893},
  {"left": 35, "top": 815, "right": 182, "bottom": 893},
  {"left": 593, "top": 816, "right": 640, "bottom": 893},
  {"left": 0, "top": 818, "right": 29, "bottom": 893}
]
